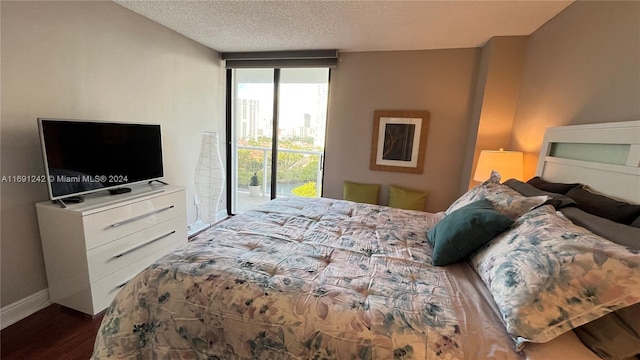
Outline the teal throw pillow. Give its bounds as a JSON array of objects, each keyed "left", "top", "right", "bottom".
[{"left": 428, "top": 198, "right": 513, "bottom": 266}]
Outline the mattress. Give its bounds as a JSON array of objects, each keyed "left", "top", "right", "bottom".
[{"left": 91, "top": 197, "right": 527, "bottom": 359}]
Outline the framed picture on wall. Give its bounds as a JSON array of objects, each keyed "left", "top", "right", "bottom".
[{"left": 369, "top": 110, "right": 430, "bottom": 174}]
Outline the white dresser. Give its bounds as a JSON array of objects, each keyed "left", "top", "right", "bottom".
[{"left": 36, "top": 184, "right": 187, "bottom": 315}]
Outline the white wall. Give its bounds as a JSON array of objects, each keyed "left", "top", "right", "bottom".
[{"left": 1, "top": 1, "right": 225, "bottom": 307}]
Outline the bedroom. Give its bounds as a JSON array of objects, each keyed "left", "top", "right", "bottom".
[{"left": 1, "top": 0, "right": 639, "bottom": 359}]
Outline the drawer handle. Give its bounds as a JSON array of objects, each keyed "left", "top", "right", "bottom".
[
  {"left": 109, "top": 205, "right": 175, "bottom": 228},
  {"left": 112, "top": 230, "right": 176, "bottom": 259},
  {"left": 115, "top": 275, "right": 136, "bottom": 289}
]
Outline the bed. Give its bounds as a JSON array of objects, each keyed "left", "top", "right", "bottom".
[{"left": 91, "top": 121, "right": 640, "bottom": 360}]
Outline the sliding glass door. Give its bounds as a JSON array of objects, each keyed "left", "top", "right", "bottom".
[{"left": 229, "top": 68, "right": 329, "bottom": 213}]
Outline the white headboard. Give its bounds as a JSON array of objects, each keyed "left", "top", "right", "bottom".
[{"left": 536, "top": 120, "right": 640, "bottom": 204}]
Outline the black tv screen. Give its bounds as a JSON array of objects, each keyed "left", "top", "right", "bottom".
[{"left": 38, "top": 118, "right": 164, "bottom": 200}]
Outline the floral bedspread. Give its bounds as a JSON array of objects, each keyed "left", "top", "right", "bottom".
[{"left": 91, "top": 197, "right": 511, "bottom": 359}]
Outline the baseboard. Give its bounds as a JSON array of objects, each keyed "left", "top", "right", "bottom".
[{"left": 0, "top": 289, "right": 51, "bottom": 330}]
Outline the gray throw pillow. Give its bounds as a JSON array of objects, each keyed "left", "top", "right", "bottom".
[
  {"left": 566, "top": 186, "right": 640, "bottom": 225},
  {"left": 504, "top": 179, "right": 576, "bottom": 209},
  {"left": 560, "top": 207, "right": 640, "bottom": 250},
  {"left": 574, "top": 303, "right": 640, "bottom": 360},
  {"left": 526, "top": 176, "right": 579, "bottom": 194}
]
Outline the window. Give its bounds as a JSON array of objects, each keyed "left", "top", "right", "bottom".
[{"left": 228, "top": 68, "right": 330, "bottom": 213}]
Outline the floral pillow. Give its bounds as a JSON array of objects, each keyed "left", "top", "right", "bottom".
[
  {"left": 469, "top": 205, "right": 640, "bottom": 350},
  {"left": 446, "top": 171, "right": 548, "bottom": 219}
]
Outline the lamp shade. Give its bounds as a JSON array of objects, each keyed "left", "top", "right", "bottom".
[{"left": 474, "top": 149, "right": 524, "bottom": 182}]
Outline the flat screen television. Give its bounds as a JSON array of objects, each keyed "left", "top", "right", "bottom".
[{"left": 38, "top": 118, "right": 164, "bottom": 201}]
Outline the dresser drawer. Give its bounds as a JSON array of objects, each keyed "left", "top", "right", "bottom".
[
  {"left": 89, "top": 240, "right": 184, "bottom": 314},
  {"left": 83, "top": 190, "right": 185, "bottom": 250},
  {"left": 37, "top": 184, "right": 188, "bottom": 315},
  {"left": 86, "top": 216, "right": 186, "bottom": 282}
]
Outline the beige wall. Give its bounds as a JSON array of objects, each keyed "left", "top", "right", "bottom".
[
  {"left": 1, "top": 1, "right": 225, "bottom": 307},
  {"left": 509, "top": 1, "right": 640, "bottom": 179},
  {"left": 324, "top": 49, "right": 480, "bottom": 212},
  {"left": 462, "top": 36, "right": 528, "bottom": 190}
]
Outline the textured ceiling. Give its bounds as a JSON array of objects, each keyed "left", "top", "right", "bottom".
[{"left": 115, "top": 0, "right": 573, "bottom": 53}]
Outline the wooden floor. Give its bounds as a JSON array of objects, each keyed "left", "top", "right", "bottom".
[{"left": 1, "top": 305, "right": 104, "bottom": 360}]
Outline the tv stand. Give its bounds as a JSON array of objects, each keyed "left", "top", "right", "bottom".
[
  {"left": 54, "top": 196, "right": 84, "bottom": 208},
  {"left": 109, "top": 187, "right": 132, "bottom": 195},
  {"left": 148, "top": 179, "right": 168, "bottom": 186}
]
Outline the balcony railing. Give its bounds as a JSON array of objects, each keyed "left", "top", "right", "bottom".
[{"left": 235, "top": 145, "right": 323, "bottom": 211}]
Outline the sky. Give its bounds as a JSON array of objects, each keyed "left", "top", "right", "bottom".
[{"left": 238, "top": 83, "right": 326, "bottom": 129}]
